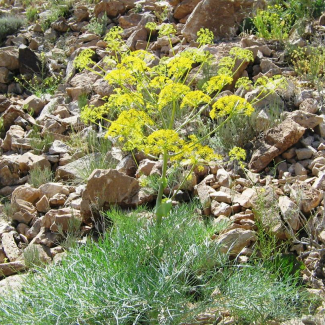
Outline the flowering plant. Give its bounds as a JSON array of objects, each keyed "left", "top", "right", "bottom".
[{"left": 74, "top": 25, "right": 286, "bottom": 236}]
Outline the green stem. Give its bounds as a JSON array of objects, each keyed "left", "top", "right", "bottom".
[
  {"left": 170, "top": 164, "right": 195, "bottom": 201},
  {"left": 155, "top": 149, "right": 169, "bottom": 227},
  {"left": 169, "top": 100, "right": 177, "bottom": 129}
]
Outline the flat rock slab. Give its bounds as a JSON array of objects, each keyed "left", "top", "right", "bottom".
[
  {"left": 2, "top": 232, "right": 21, "bottom": 262},
  {"left": 0, "top": 261, "right": 26, "bottom": 277}
]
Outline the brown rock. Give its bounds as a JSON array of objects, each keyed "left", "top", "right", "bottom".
[
  {"left": 290, "top": 182, "right": 323, "bottom": 214},
  {"left": 278, "top": 196, "right": 300, "bottom": 231},
  {"left": 0, "top": 47, "right": 19, "bottom": 70},
  {"left": 80, "top": 169, "right": 140, "bottom": 218},
  {"left": 182, "top": 0, "right": 263, "bottom": 40},
  {"left": 12, "top": 199, "right": 37, "bottom": 224},
  {"left": 22, "top": 95, "right": 48, "bottom": 116},
  {"left": 119, "top": 13, "right": 142, "bottom": 29},
  {"left": 287, "top": 110, "right": 323, "bottom": 129},
  {"left": 0, "top": 261, "right": 26, "bottom": 277},
  {"left": 1, "top": 124, "right": 25, "bottom": 151},
  {"left": 215, "top": 228, "right": 256, "bottom": 256},
  {"left": 42, "top": 208, "right": 82, "bottom": 232},
  {"left": 174, "top": 0, "right": 201, "bottom": 20},
  {"left": 11, "top": 184, "right": 40, "bottom": 206},
  {"left": 249, "top": 119, "right": 306, "bottom": 172},
  {"left": 0, "top": 157, "right": 21, "bottom": 187},
  {"left": 94, "top": 0, "right": 126, "bottom": 18},
  {"left": 51, "top": 17, "right": 69, "bottom": 32},
  {"left": 2, "top": 232, "right": 21, "bottom": 262},
  {"left": 126, "top": 26, "right": 147, "bottom": 51},
  {"left": 35, "top": 195, "right": 50, "bottom": 213},
  {"left": 74, "top": 6, "right": 89, "bottom": 22},
  {"left": 39, "top": 183, "right": 70, "bottom": 199}
]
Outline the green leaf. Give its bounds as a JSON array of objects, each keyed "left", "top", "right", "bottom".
[{"left": 156, "top": 199, "right": 172, "bottom": 218}]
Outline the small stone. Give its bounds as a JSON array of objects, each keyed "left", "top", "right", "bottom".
[
  {"left": 35, "top": 195, "right": 50, "bottom": 213},
  {"left": 296, "top": 147, "right": 315, "bottom": 160}
]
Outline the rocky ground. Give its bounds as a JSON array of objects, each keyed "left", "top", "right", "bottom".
[{"left": 0, "top": 0, "right": 325, "bottom": 323}]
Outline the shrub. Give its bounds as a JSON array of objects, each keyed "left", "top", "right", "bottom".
[
  {"left": 0, "top": 15, "right": 25, "bottom": 43},
  {"left": 28, "top": 166, "right": 53, "bottom": 188},
  {"left": 26, "top": 7, "right": 39, "bottom": 22},
  {"left": 0, "top": 203, "right": 312, "bottom": 324},
  {"left": 86, "top": 13, "right": 108, "bottom": 36}
]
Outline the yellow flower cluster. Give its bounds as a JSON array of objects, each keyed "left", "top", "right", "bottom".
[
  {"left": 144, "top": 129, "right": 183, "bottom": 156},
  {"left": 158, "top": 23, "right": 176, "bottom": 37},
  {"left": 167, "top": 56, "right": 194, "bottom": 79},
  {"left": 228, "top": 146, "right": 246, "bottom": 162},
  {"left": 80, "top": 104, "right": 110, "bottom": 124},
  {"left": 73, "top": 49, "right": 95, "bottom": 70},
  {"left": 180, "top": 91, "right": 211, "bottom": 109},
  {"left": 158, "top": 83, "right": 190, "bottom": 110},
  {"left": 202, "top": 75, "right": 233, "bottom": 95},
  {"left": 196, "top": 28, "right": 214, "bottom": 47},
  {"left": 106, "top": 109, "right": 153, "bottom": 151},
  {"left": 104, "top": 67, "right": 136, "bottom": 86},
  {"left": 235, "top": 77, "right": 253, "bottom": 90},
  {"left": 174, "top": 135, "right": 221, "bottom": 165},
  {"left": 210, "top": 95, "right": 254, "bottom": 119}
]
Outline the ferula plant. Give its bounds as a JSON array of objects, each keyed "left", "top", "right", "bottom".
[{"left": 74, "top": 25, "right": 286, "bottom": 236}]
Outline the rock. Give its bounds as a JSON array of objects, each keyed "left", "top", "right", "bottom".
[
  {"left": 39, "top": 183, "right": 70, "bottom": 199},
  {"left": 42, "top": 208, "right": 82, "bottom": 232},
  {"left": 0, "top": 274, "right": 26, "bottom": 294},
  {"left": 210, "top": 187, "right": 232, "bottom": 204},
  {"left": 196, "top": 182, "right": 216, "bottom": 214},
  {"left": 94, "top": 0, "right": 127, "bottom": 18},
  {"left": 299, "top": 98, "right": 319, "bottom": 114},
  {"left": 35, "top": 195, "right": 50, "bottom": 213},
  {"left": 0, "top": 67, "right": 11, "bottom": 83},
  {"left": 315, "top": 115, "right": 325, "bottom": 138},
  {"left": 80, "top": 169, "right": 140, "bottom": 218},
  {"left": 0, "top": 47, "right": 19, "bottom": 70},
  {"left": 24, "top": 243, "right": 52, "bottom": 264},
  {"left": 294, "top": 162, "right": 307, "bottom": 176},
  {"left": 0, "top": 95, "right": 11, "bottom": 112},
  {"left": 2, "top": 232, "right": 21, "bottom": 262},
  {"left": 0, "top": 157, "right": 21, "bottom": 187},
  {"left": 319, "top": 14, "right": 325, "bottom": 26},
  {"left": 93, "top": 78, "right": 114, "bottom": 97},
  {"left": 12, "top": 199, "right": 37, "bottom": 224},
  {"left": 312, "top": 173, "right": 325, "bottom": 190},
  {"left": 135, "top": 159, "right": 157, "bottom": 177},
  {"left": 287, "top": 110, "right": 323, "bottom": 129},
  {"left": 11, "top": 184, "right": 40, "bottom": 205},
  {"left": 174, "top": 0, "right": 201, "bottom": 20},
  {"left": 119, "top": 13, "right": 142, "bottom": 29},
  {"left": 290, "top": 182, "right": 323, "bottom": 214},
  {"left": 182, "top": 0, "right": 263, "bottom": 40},
  {"left": 48, "top": 140, "right": 71, "bottom": 155},
  {"left": 0, "top": 261, "right": 26, "bottom": 277},
  {"left": 249, "top": 119, "right": 306, "bottom": 172},
  {"left": 14, "top": 152, "right": 51, "bottom": 172},
  {"left": 233, "top": 188, "right": 256, "bottom": 208},
  {"left": 215, "top": 228, "right": 257, "bottom": 256},
  {"left": 116, "top": 155, "right": 137, "bottom": 177},
  {"left": 217, "top": 168, "right": 231, "bottom": 187},
  {"left": 18, "top": 45, "right": 42, "bottom": 75},
  {"left": 296, "top": 147, "right": 315, "bottom": 160},
  {"left": 211, "top": 201, "right": 232, "bottom": 217},
  {"left": 74, "top": 6, "right": 89, "bottom": 22},
  {"left": 278, "top": 196, "right": 300, "bottom": 231},
  {"left": 26, "top": 217, "right": 43, "bottom": 240},
  {"left": 51, "top": 17, "right": 69, "bottom": 32},
  {"left": 126, "top": 26, "right": 147, "bottom": 51},
  {"left": 260, "top": 58, "right": 282, "bottom": 75},
  {"left": 22, "top": 95, "right": 48, "bottom": 116},
  {"left": 1, "top": 125, "right": 25, "bottom": 151}
]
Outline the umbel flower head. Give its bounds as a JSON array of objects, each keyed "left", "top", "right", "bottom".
[
  {"left": 158, "top": 83, "right": 190, "bottom": 110},
  {"left": 106, "top": 109, "right": 153, "bottom": 151},
  {"left": 210, "top": 95, "right": 254, "bottom": 119}
]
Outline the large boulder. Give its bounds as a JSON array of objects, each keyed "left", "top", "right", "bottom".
[
  {"left": 182, "top": 0, "right": 263, "bottom": 40},
  {"left": 80, "top": 169, "right": 140, "bottom": 218},
  {"left": 249, "top": 118, "right": 306, "bottom": 172}
]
